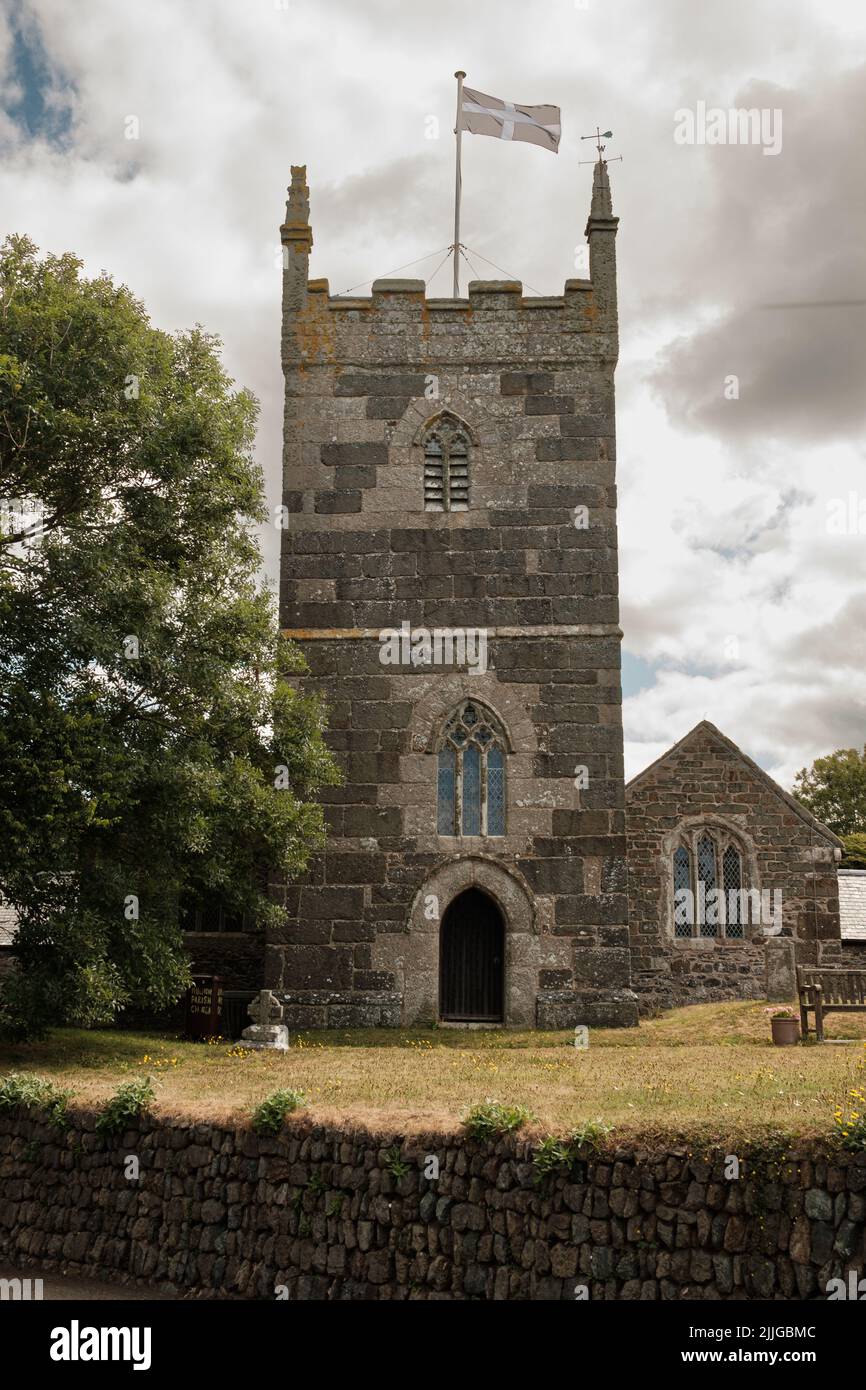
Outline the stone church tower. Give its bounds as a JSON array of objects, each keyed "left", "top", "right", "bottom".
[{"left": 273, "top": 161, "right": 638, "bottom": 1029}]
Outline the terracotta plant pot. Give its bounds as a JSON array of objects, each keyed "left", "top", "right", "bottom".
[{"left": 771, "top": 1016, "right": 800, "bottom": 1046}]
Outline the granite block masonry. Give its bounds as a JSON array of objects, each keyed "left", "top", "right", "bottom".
[{"left": 273, "top": 161, "right": 637, "bottom": 1028}]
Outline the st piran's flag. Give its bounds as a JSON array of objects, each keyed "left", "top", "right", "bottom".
[{"left": 459, "top": 86, "right": 561, "bottom": 152}]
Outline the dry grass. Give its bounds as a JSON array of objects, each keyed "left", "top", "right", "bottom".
[{"left": 2, "top": 1001, "right": 865, "bottom": 1144}]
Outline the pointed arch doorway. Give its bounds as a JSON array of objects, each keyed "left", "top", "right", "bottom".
[{"left": 439, "top": 888, "right": 505, "bottom": 1023}]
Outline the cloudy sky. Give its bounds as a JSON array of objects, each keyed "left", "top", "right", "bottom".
[{"left": 2, "top": 0, "right": 864, "bottom": 787}]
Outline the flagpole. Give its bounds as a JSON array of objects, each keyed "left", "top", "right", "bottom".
[{"left": 453, "top": 70, "right": 465, "bottom": 297}]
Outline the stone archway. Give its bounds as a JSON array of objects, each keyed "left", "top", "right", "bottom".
[{"left": 375, "top": 855, "right": 538, "bottom": 1027}]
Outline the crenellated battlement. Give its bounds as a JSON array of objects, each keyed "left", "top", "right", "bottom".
[
  {"left": 306, "top": 278, "right": 595, "bottom": 310},
  {"left": 280, "top": 163, "right": 618, "bottom": 370}
]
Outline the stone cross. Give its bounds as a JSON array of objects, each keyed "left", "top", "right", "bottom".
[{"left": 247, "top": 990, "right": 284, "bottom": 1026}]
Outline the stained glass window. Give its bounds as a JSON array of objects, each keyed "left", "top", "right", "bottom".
[
  {"left": 462, "top": 744, "right": 481, "bottom": 835},
  {"left": 436, "top": 700, "right": 506, "bottom": 836}
]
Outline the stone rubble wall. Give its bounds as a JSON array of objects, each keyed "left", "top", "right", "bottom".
[
  {"left": 1, "top": 1110, "right": 864, "bottom": 1300},
  {"left": 626, "top": 724, "right": 842, "bottom": 1015}
]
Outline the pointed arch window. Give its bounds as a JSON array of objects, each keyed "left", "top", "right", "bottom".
[
  {"left": 436, "top": 700, "right": 506, "bottom": 835},
  {"left": 670, "top": 827, "right": 749, "bottom": 941},
  {"left": 423, "top": 417, "right": 470, "bottom": 512}
]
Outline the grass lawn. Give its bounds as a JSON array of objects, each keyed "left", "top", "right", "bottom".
[{"left": 2, "top": 1001, "right": 865, "bottom": 1144}]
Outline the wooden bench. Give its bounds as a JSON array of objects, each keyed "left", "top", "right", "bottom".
[{"left": 797, "top": 967, "right": 866, "bottom": 1042}]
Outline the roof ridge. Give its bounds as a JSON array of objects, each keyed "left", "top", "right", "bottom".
[{"left": 627, "top": 720, "right": 842, "bottom": 849}]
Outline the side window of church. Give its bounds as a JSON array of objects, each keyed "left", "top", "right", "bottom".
[
  {"left": 423, "top": 420, "right": 470, "bottom": 512},
  {"left": 671, "top": 831, "right": 745, "bottom": 940},
  {"left": 437, "top": 700, "right": 505, "bottom": 835},
  {"left": 180, "top": 894, "right": 245, "bottom": 933}
]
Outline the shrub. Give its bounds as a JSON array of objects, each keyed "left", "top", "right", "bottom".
[
  {"left": 462, "top": 1098, "right": 531, "bottom": 1141},
  {"left": 532, "top": 1119, "right": 614, "bottom": 1183},
  {"left": 251, "top": 1088, "right": 306, "bottom": 1136},
  {"left": 532, "top": 1135, "right": 575, "bottom": 1183},
  {"left": 384, "top": 1144, "right": 409, "bottom": 1179},
  {"left": 94, "top": 1077, "right": 155, "bottom": 1135},
  {"left": 570, "top": 1119, "right": 613, "bottom": 1153},
  {"left": 0, "top": 1072, "right": 73, "bottom": 1129}
]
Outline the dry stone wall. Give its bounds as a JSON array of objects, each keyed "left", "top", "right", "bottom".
[{"left": 1, "top": 1110, "right": 864, "bottom": 1301}]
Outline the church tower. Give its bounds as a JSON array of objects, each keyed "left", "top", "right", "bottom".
[{"left": 274, "top": 161, "right": 637, "bottom": 1028}]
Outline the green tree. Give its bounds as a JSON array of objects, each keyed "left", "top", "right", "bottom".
[
  {"left": 840, "top": 833, "right": 866, "bottom": 869},
  {"left": 792, "top": 746, "right": 866, "bottom": 838},
  {"left": 0, "top": 236, "right": 338, "bottom": 1038}
]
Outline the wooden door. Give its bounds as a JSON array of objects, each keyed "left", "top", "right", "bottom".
[{"left": 439, "top": 889, "right": 504, "bottom": 1022}]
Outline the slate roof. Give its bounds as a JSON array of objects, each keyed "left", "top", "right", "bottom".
[{"left": 838, "top": 869, "right": 866, "bottom": 942}]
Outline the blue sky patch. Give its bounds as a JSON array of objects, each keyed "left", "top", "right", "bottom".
[
  {"left": 621, "top": 651, "right": 657, "bottom": 699},
  {"left": 3, "top": 13, "right": 73, "bottom": 144}
]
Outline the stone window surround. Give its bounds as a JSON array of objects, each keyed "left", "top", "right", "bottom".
[
  {"left": 661, "top": 814, "right": 761, "bottom": 947},
  {"left": 396, "top": 398, "right": 495, "bottom": 522},
  {"left": 410, "top": 405, "right": 482, "bottom": 451},
  {"left": 403, "top": 676, "right": 542, "bottom": 858},
  {"left": 394, "top": 853, "right": 540, "bottom": 1027}
]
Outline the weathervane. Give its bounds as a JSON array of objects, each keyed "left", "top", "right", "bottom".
[{"left": 578, "top": 127, "right": 622, "bottom": 166}]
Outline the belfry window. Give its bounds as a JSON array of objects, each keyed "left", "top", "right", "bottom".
[
  {"left": 671, "top": 828, "right": 748, "bottom": 940},
  {"left": 436, "top": 700, "right": 506, "bottom": 835},
  {"left": 423, "top": 419, "right": 470, "bottom": 512}
]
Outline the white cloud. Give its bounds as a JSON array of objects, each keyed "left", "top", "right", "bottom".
[{"left": 3, "top": 0, "right": 865, "bottom": 788}]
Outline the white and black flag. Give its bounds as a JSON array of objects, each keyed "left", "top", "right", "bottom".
[{"left": 459, "top": 86, "right": 561, "bottom": 153}]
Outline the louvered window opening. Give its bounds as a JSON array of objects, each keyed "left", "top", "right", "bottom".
[
  {"left": 670, "top": 831, "right": 747, "bottom": 940},
  {"left": 424, "top": 426, "right": 469, "bottom": 512},
  {"left": 437, "top": 700, "right": 505, "bottom": 836}
]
